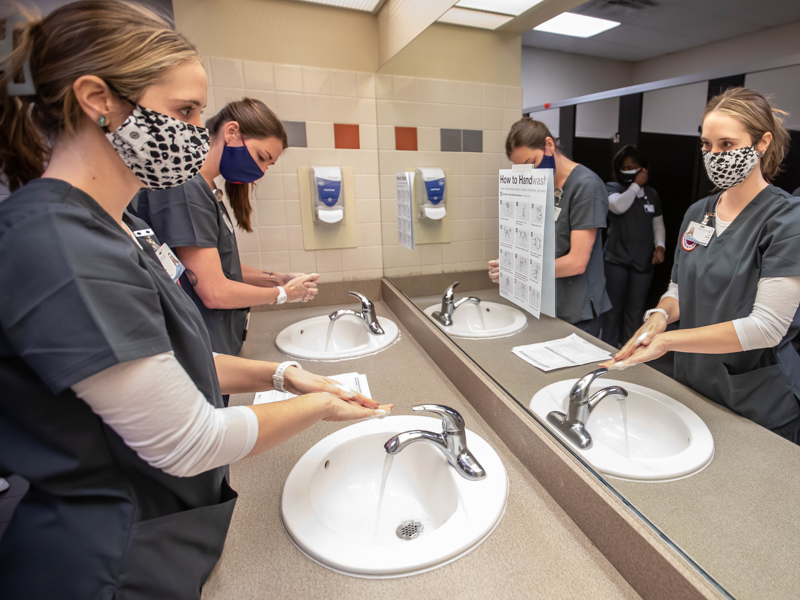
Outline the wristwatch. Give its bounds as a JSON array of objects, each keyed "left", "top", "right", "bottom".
[
  {"left": 643, "top": 308, "right": 669, "bottom": 323},
  {"left": 273, "top": 361, "right": 302, "bottom": 393},
  {"left": 276, "top": 286, "right": 287, "bottom": 304}
]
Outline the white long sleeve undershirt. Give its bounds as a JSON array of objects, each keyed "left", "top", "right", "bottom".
[
  {"left": 608, "top": 183, "right": 665, "bottom": 248},
  {"left": 72, "top": 352, "right": 259, "bottom": 477}
]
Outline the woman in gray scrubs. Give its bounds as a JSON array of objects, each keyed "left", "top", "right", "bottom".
[
  {"left": 605, "top": 88, "right": 800, "bottom": 443},
  {"left": 491, "top": 118, "right": 612, "bottom": 336},
  {"left": 0, "top": 4, "right": 388, "bottom": 598},
  {"left": 135, "top": 99, "right": 318, "bottom": 356}
]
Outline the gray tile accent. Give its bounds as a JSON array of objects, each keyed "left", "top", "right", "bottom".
[
  {"left": 462, "top": 129, "right": 483, "bottom": 153},
  {"left": 283, "top": 120, "right": 307, "bottom": 148},
  {"left": 440, "top": 128, "right": 462, "bottom": 152}
]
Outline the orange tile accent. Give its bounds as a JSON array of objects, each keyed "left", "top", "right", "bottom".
[
  {"left": 334, "top": 123, "right": 360, "bottom": 149},
  {"left": 395, "top": 126, "right": 418, "bottom": 151}
]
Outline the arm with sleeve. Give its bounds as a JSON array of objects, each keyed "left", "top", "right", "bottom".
[{"left": 608, "top": 183, "right": 640, "bottom": 215}]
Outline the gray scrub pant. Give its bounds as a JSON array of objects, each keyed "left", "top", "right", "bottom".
[{"left": 602, "top": 261, "right": 653, "bottom": 348}]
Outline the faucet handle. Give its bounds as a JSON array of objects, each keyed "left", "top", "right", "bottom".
[
  {"left": 413, "top": 404, "right": 465, "bottom": 434},
  {"left": 443, "top": 282, "right": 460, "bottom": 301},
  {"left": 347, "top": 290, "right": 373, "bottom": 310},
  {"left": 569, "top": 367, "right": 609, "bottom": 405}
]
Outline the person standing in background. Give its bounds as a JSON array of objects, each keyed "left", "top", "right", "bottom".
[{"left": 601, "top": 146, "right": 666, "bottom": 347}]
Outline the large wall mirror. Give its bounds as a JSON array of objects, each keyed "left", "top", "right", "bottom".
[{"left": 377, "top": 2, "right": 800, "bottom": 599}]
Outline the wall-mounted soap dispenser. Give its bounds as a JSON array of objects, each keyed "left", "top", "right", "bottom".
[
  {"left": 310, "top": 166, "right": 344, "bottom": 224},
  {"left": 415, "top": 168, "right": 447, "bottom": 220}
]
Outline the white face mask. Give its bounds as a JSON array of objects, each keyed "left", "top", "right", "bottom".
[
  {"left": 619, "top": 168, "right": 639, "bottom": 184},
  {"left": 106, "top": 104, "right": 210, "bottom": 190},
  {"left": 702, "top": 145, "right": 760, "bottom": 190}
]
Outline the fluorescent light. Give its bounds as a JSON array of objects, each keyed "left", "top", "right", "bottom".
[
  {"left": 533, "top": 12, "right": 620, "bottom": 38},
  {"left": 455, "top": 0, "right": 546, "bottom": 17},
  {"left": 438, "top": 7, "right": 514, "bottom": 30},
  {"left": 290, "top": 0, "right": 383, "bottom": 12}
]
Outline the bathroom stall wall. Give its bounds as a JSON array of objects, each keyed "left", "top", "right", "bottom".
[{"left": 174, "top": 0, "right": 384, "bottom": 283}]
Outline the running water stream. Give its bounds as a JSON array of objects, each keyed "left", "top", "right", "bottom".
[
  {"left": 324, "top": 320, "right": 336, "bottom": 352},
  {"left": 373, "top": 454, "right": 394, "bottom": 538},
  {"left": 618, "top": 398, "right": 630, "bottom": 457},
  {"left": 475, "top": 305, "right": 486, "bottom": 330}
]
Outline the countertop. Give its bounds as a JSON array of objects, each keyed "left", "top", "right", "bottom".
[
  {"left": 202, "top": 298, "right": 640, "bottom": 600},
  {"left": 409, "top": 284, "right": 800, "bottom": 600}
]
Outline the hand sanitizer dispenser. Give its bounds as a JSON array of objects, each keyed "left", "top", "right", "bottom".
[
  {"left": 310, "top": 166, "right": 344, "bottom": 224},
  {"left": 414, "top": 168, "right": 447, "bottom": 220}
]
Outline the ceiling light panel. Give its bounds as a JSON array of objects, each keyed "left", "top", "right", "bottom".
[
  {"left": 455, "top": 0, "right": 546, "bottom": 17},
  {"left": 438, "top": 7, "right": 514, "bottom": 30},
  {"left": 291, "top": 0, "right": 383, "bottom": 12},
  {"left": 533, "top": 12, "right": 621, "bottom": 38}
]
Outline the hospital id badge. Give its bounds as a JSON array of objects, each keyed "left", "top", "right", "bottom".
[
  {"left": 684, "top": 221, "right": 714, "bottom": 246},
  {"left": 644, "top": 202, "right": 655, "bottom": 214},
  {"left": 554, "top": 206, "right": 562, "bottom": 221},
  {"left": 155, "top": 243, "right": 185, "bottom": 283},
  {"left": 222, "top": 212, "right": 234, "bottom": 233}
]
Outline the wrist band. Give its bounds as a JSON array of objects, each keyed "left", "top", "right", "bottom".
[
  {"left": 643, "top": 308, "right": 669, "bottom": 323},
  {"left": 273, "top": 361, "right": 302, "bottom": 393},
  {"left": 276, "top": 286, "right": 287, "bottom": 304}
]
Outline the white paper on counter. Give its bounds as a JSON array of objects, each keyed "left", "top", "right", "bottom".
[
  {"left": 396, "top": 172, "right": 415, "bottom": 250},
  {"left": 253, "top": 372, "right": 372, "bottom": 404},
  {"left": 512, "top": 334, "right": 612, "bottom": 372}
]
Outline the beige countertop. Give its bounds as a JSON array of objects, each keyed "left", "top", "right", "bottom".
[
  {"left": 202, "top": 298, "right": 640, "bottom": 600},
  {"left": 408, "top": 283, "right": 800, "bottom": 600}
]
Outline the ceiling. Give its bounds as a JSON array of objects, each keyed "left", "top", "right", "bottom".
[{"left": 521, "top": 0, "right": 800, "bottom": 62}]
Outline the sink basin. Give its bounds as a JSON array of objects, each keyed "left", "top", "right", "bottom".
[
  {"left": 281, "top": 416, "right": 508, "bottom": 578},
  {"left": 275, "top": 314, "right": 399, "bottom": 360},
  {"left": 529, "top": 379, "right": 714, "bottom": 482},
  {"left": 423, "top": 301, "right": 527, "bottom": 338}
]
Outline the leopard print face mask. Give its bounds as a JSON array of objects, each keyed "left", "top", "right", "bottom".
[
  {"left": 702, "top": 145, "right": 759, "bottom": 190},
  {"left": 106, "top": 105, "right": 210, "bottom": 190}
]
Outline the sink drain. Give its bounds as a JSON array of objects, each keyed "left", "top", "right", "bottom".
[{"left": 396, "top": 520, "right": 424, "bottom": 540}]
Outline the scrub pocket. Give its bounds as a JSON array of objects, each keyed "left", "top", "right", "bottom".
[
  {"left": 721, "top": 363, "right": 800, "bottom": 429},
  {"left": 114, "top": 481, "right": 238, "bottom": 600}
]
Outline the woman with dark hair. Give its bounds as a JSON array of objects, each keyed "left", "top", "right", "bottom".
[
  {"left": 601, "top": 145, "right": 666, "bottom": 347},
  {"left": 135, "top": 98, "right": 318, "bottom": 356}
]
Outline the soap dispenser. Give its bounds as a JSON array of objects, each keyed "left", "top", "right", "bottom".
[
  {"left": 414, "top": 168, "right": 447, "bottom": 220},
  {"left": 310, "top": 166, "right": 344, "bottom": 224}
]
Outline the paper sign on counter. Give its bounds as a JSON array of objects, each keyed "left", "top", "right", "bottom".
[{"left": 512, "top": 334, "right": 612, "bottom": 372}]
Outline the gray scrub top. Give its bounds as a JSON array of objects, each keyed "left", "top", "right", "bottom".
[
  {"left": 604, "top": 182, "right": 663, "bottom": 274},
  {"left": 672, "top": 185, "right": 800, "bottom": 428},
  {"left": 556, "top": 164, "right": 613, "bottom": 323},
  {"left": 135, "top": 176, "right": 248, "bottom": 356},
  {"left": 0, "top": 179, "right": 236, "bottom": 598}
]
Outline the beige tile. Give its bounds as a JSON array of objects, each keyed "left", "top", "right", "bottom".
[
  {"left": 484, "top": 84, "right": 504, "bottom": 108},
  {"left": 275, "top": 92, "right": 306, "bottom": 121},
  {"left": 278, "top": 147, "right": 309, "bottom": 172},
  {"left": 442, "top": 241, "right": 464, "bottom": 264},
  {"left": 282, "top": 174, "right": 300, "bottom": 200},
  {"left": 382, "top": 245, "right": 399, "bottom": 268},
  {"left": 463, "top": 219, "right": 483, "bottom": 241},
  {"left": 305, "top": 122, "right": 335, "bottom": 149},
  {"left": 396, "top": 245, "right": 422, "bottom": 267},
  {"left": 504, "top": 86, "right": 523, "bottom": 109},
  {"left": 462, "top": 106, "right": 483, "bottom": 130},
  {"left": 483, "top": 152, "right": 504, "bottom": 173},
  {"left": 308, "top": 149, "right": 339, "bottom": 166},
  {"left": 358, "top": 72, "right": 376, "bottom": 98},
  {"left": 355, "top": 198, "right": 381, "bottom": 223},
  {"left": 237, "top": 229, "right": 261, "bottom": 253},
  {"left": 417, "top": 127, "right": 439, "bottom": 152},
  {"left": 256, "top": 201, "right": 285, "bottom": 227},
  {"left": 330, "top": 70, "right": 358, "bottom": 97},
  {"left": 210, "top": 58, "right": 244, "bottom": 89},
  {"left": 393, "top": 76, "right": 416, "bottom": 101},
  {"left": 440, "top": 152, "right": 463, "bottom": 176},
  {"left": 305, "top": 94, "right": 332, "bottom": 122},
  {"left": 421, "top": 243, "right": 443, "bottom": 266},
  {"left": 284, "top": 199, "right": 302, "bottom": 225},
  {"left": 380, "top": 198, "right": 398, "bottom": 222},
  {"left": 465, "top": 198, "right": 483, "bottom": 220},
  {"left": 463, "top": 240, "right": 484, "bottom": 261},
  {"left": 393, "top": 101, "right": 421, "bottom": 128},
  {"left": 258, "top": 226, "right": 288, "bottom": 252},
  {"left": 504, "top": 108, "right": 522, "bottom": 131},
  {"left": 254, "top": 174, "right": 283, "bottom": 200},
  {"left": 245, "top": 90, "right": 277, "bottom": 111},
  {"left": 359, "top": 149, "right": 380, "bottom": 175},
  {"left": 483, "top": 107, "right": 503, "bottom": 131},
  {"left": 345, "top": 268, "right": 383, "bottom": 281},
  {"left": 419, "top": 264, "right": 444, "bottom": 275},
  {"left": 201, "top": 57, "right": 212, "bottom": 85},
  {"left": 450, "top": 218, "right": 464, "bottom": 241},
  {"left": 439, "top": 80, "right": 463, "bottom": 105},
  {"left": 484, "top": 130, "right": 505, "bottom": 154},
  {"left": 302, "top": 67, "right": 331, "bottom": 95},
  {"left": 354, "top": 174, "right": 380, "bottom": 199},
  {"left": 374, "top": 74, "right": 393, "bottom": 99},
  {"left": 377, "top": 126, "right": 395, "bottom": 152},
  {"left": 331, "top": 96, "right": 360, "bottom": 123},
  {"left": 213, "top": 87, "right": 245, "bottom": 110},
  {"left": 358, "top": 98, "right": 377, "bottom": 124},
  {"left": 416, "top": 78, "right": 440, "bottom": 103},
  {"left": 289, "top": 250, "right": 317, "bottom": 272},
  {"left": 463, "top": 82, "right": 483, "bottom": 106},
  {"left": 462, "top": 153, "right": 483, "bottom": 174},
  {"left": 342, "top": 246, "right": 383, "bottom": 271},
  {"left": 379, "top": 173, "right": 398, "bottom": 198},
  {"left": 376, "top": 99, "right": 398, "bottom": 125},
  {"left": 315, "top": 249, "right": 342, "bottom": 272},
  {"left": 483, "top": 219, "right": 499, "bottom": 240},
  {"left": 286, "top": 225, "right": 304, "bottom": 250},
  {"left": 242, "top": 61, "right": 275, "bottom": 91},
  {"left": 274, "top": 64, "right": 304, "bottom": 93},
  {"left": 318, "top": 271, "right": 343, "bottom": 283},
  {"left": 357, "top": 223, "right": 383, "bottom": 247},
  {"left": 260, "top": 251, "right": 291, "bottom": 273},
  {"left": 239, "top": 251, "right": 261, "bottom": 270},
  {"left": 359, "top": 124, "right": 378, "bottom": 150}
]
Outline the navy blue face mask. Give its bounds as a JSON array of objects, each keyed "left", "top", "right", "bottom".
[
  {"left": 536, "top": 153, "right": 556, "bottom": 172},
  {"left": 219, "top": 136, "right": 265, "bottom": 184}
]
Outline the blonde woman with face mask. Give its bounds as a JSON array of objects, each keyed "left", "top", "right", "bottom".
[
  {"left": 602, "top": 88, "right": 800, "bottom": 444},
  {"left": 0, "top": 3, "right": 388, "bottom": 597}
]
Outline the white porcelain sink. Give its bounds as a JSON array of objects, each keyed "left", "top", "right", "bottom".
[
  {"left": 275, "top": 314, "right": 399, "bottom": 360},
  {"left": 423, "top": 301, "right": 527, "bottom": 339},
  {"left": 529, "top": 379, "right": 714, "bottom": 482},
  {"left": 281, "top": 416, "right": 508, "bottom": 578}
]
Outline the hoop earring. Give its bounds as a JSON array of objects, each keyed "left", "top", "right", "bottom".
[{"left": 97, "top": 115, "right": 107, "bottom": 128}]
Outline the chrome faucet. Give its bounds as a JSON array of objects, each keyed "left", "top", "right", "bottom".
[
  {"left": 546, "top": 368, "right": 628, "bottom": 449},
  {"left": 431, "top": 282, "right": 481, "bottom": 327},
  {"left": 329, "top": 291, "right": 385, "bottom": 335},
  {"left": 384, "top": 404, "right": 486, "bottom": 481}
]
